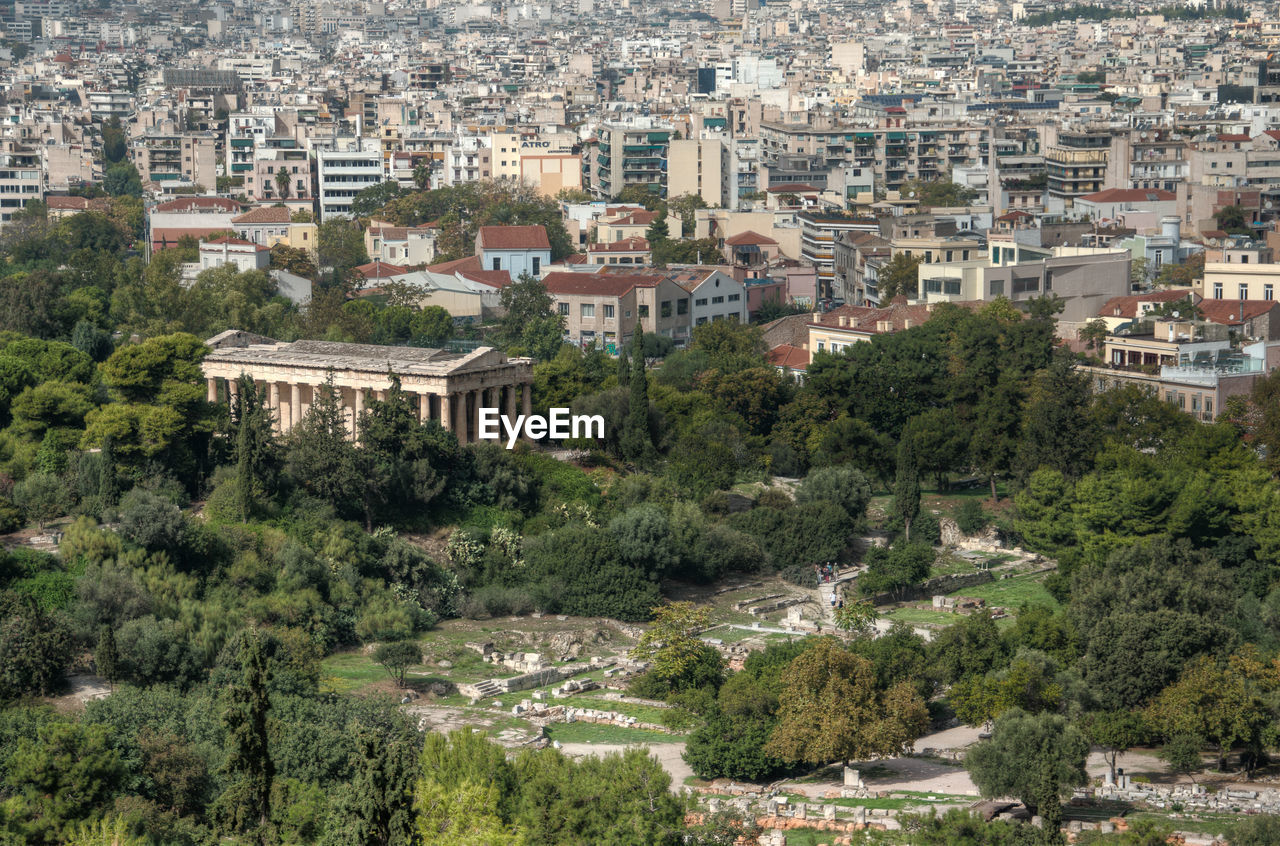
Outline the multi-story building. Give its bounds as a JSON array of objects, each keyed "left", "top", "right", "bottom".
[
  {"left": 316, "top": 145, "right": 383, "bottom": 221},
  {"left": 132, "top": 132, "right": 217, "bottom": 188},
  {"left": 543, "top": 270, "right": 691, "bottom": 351},
  {"left": 667, "top": 137, "right": 725, "bottom": 207},
  {"left": 0, "top": 139, "right": 42, "bottom": 226},
  {"left": 1045, "top": 129, "right": 1125, "bottom": 205},
  {"left": 799, "top": 211, "right": 879, "bottom": 301},
  {"left": 588, "top": 119, "right": 673, "bottom": 200}
]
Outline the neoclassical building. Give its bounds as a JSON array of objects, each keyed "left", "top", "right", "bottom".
[{"left": 202, "top": 331, "right": 534, "bottom": 443}]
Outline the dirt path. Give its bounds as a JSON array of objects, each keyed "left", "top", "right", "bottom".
[{"left": 557, "top": 741, "right": 692, "bottom": 792}]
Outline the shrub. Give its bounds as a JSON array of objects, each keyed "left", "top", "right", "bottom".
[{"left": 954, "top": 499, "right": 989, "bottom": 536}]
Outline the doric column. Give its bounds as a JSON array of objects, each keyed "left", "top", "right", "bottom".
[
  {"left": 455, "top": 391, "right": 470, "bottom": 443},
  {"left": 268, "top": 383, "right": 281, "bottom": 433},
  {"left": 505, "top": 383, "right": 517, "bottom": 419},
  {"left": 300, "top": 384, "right": 312, "bottom": 421},
  {"left": 418, "top": 392, "right": 430, "bottom": 423},
  {"left": 522, "top": 383, "right": 532, "bottom": 417},
  {"left": 207, "top": 378, "right": 218, "bottom": 403},
  {"left": 290, "top": 383, "right": 301, "bottom": 430},
  {"left": 441, "top": 393, "right": 453, "bottom": 432},
  {"left": 353, "top": 388, "right": 365, "bottom": 441},
  {"left": 228, "top": 377, "right": 240, "bottom": 407}
]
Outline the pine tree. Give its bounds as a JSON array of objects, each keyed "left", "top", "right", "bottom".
[
  {"left": 95, "top": 624, "right": 118, "bottom": 691},
  {"left": 284, "top": 374, "right": 361, "bottom": 515},
  {"left": 220, "top": 630, "right": 275, "bottom": 842},
  {"left": 893, "top": 436, "right": 921, "bottom": 542}
]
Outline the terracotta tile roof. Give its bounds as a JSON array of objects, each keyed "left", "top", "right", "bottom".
[
  {"left": 588, "top": 237, "right": 650, "bottom": 252},
  {"left": 1098, "top": 289, "right": 1197, "bottom": 318},
  {"left": 1198, "top": 299, "right": 1279, "bottom": 324},
  {"left": 995, "top": 210, "right": 1035, "bottom": 222},
  {"left": 761, "top": 313, "right": 812, "bottom": 349},
  {"left": 811, "top": 297, "right": 983, "bottom": 334},
  {"left": 607, "top": 210, "right": 659, "bottom": 227},
  {"left": 154, "top": 197, "right": 242, "bottom": 213},
  {"left": 428, "top": 255, "right": 482, "bottom": 274},
  {"left": 542, "top": 270, "right": 660, "bottom": 297},
  {"left": 768, "top": 344, "right": 810, "bottom": 370},
  {"left": 202, "top": 236, "right": 270, "bottom": 251},
  {"left": 767, "top": 183, "right": 822, "bottom": 193},
  {"left": 232, "top": 206, "right": 292, "bottom": 225},
  {"left": 354, "top": 261, "right": 407, "bottom": 278},
  {"left": 1217, "top": 133, "right": 1251, "bottom": 142},
  {"left": 476, "top": 225, "right": 550, "bottom": 251},
  {"left": 151, "top": 227, "right": 234, "bottom": 248},
  {"left": 46, "top": 196, "right": 89, "bottom": 210},
  {"left": 456, "top": 269, "right": 512, "bottom": 288},
  {"left": 1077, "top": 188, "right": 1176, "bottom": 204},
  {"left": 725, "top": 230, "right": 778, "bottom": 246}
]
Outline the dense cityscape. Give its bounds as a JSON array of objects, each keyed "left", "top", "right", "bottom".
[{"left": 3, "top": 0, "right": 1280, "bottom": 844}]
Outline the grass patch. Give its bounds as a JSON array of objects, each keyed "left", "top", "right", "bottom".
[
  {"left": 1129, "top": 811, "right": 1236, "bottom": 839},
  {"left": 944, "top": 572, "right": 1058, "bottom": 610},
  {"left": 783, "top": 791, "right": 972, "bottom": 811},
  {"left": 545, "top": 722, "right": 680, "bottom": 745},
  {"left": 321, "top": 651, "right": 397, "bottom": 694}
]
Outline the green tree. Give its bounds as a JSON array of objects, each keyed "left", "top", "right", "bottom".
[
  {"left": 340, "top": 728, "right": 417, "bottom": 846},
  {"left": 219, "top": 629, "right": 275, "bottom": 841},
  {"left": 317, "top": 218, "right": 371, "bottom": 292},
  {"left": 0, "top": 597, "right": 72, "bottom": 699},
  {"left": 232, "top": 374, "right": 279, "bottom": 521},
  {"left": 877, "top": 252, "right": 924, "bottom": 301},
  {"left": 4, "top": 721, "right": 124, "bottom": 842},
  {"left": 971, "top": 377, "right": 1023, "bottom": 501},
  {"left": 351, "top": 181, "right": 404, "bottom": 218},
  {"left": 795, "top": 463, "right": 872, "bottom": 527},
  {"left": 1230, "top": 815, "right": 1280, "bottom": 846},
  {"left": 13, "top": 472, "right": 67, "bottom": 531},
  {"left": 94, "top": 624, "right": 118, "bottom": 691},
  {"left": 1214, "top": 204, "right": 1250, "bottom": 235},
  {"left": 764, "top": 638, "right": 929, "bottom": 766},
  {"left": 101, "top": 116, "right": 127, "bottom": 164},
  {"left": 1145, "top": 656, "right": 1270, "bottom": 772},
  {"left": 374, "top": 640, "right": 423, "bottom": 688},
  {"left": 494, "top": 273, "right": 564, "bottom": 360},
  {"left": 621, "top": 334, "right": 654, "bottom": 462},
  {"left": 285, "top": 376, "right": 362, "bottom": 516},
  {"left": 893, "top": 435, "right": 921, "bottom": 542},
  {"left": 274, "top": 168, "right": 291, "bottom": 200},
  {"left": 1081, "top": 710, "right": 1148, "bottom": 785},
  {"left": 103, "top": 163, "right": 142, "bottom": 198},
  {"left": 629, "top": 602, "right": 719, "bottom": 693},
  {"left": 964, "top": 708, "right": 1089, "bottom": 816},
  {"left": 1159, "top": 733, "right": 1205, "bottom": 782}
]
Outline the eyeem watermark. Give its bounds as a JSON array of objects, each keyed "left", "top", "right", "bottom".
[{"left": 478, "top": 407, "right": 604, "bottom": 449}]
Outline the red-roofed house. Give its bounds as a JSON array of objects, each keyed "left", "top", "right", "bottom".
[
  {"left": 475, "top": 225, "right": 552, "bottom": 278},
  {"left": 587, "top": 236, "right": 651, "bottom": 266},
  {"left": 150, "top": 197, "right": 243, "bottom": 251},
  {"left": 354, "top": 260, "right": 408, "bottom": 284},
  {"left": 1074, "top": 188, "right": 1177, "bottom": 221},
  {"left": 366, "top": 220, "right": 437, "bottom": 266},
  {"left": 45, "top": 195, "right": 112, "bottom": 221},
  {"left": 767, "top": 344, "right": 809, "bottom": 382},
  {"left": 542, "top": 269, "right": 693, "bottom": 349},
  {"left": 1095, "top": 288, "right": 1200, "bottom": 328},
  {"left": 198, "top": 237, "right": 270, "bottom": 273},
  {"left": 724, "top": 230, "right": 780, "bottom": 266}
]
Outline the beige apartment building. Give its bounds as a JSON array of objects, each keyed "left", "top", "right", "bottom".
[
  {"left": 667, "top": 138, "right": 725, "bottom": 208},
  {"left": 1200, "top": 262, "right": 1280, "bottom": 302},
  {"left": 542, "top": 271, "right": 692, "bottom": 351}
]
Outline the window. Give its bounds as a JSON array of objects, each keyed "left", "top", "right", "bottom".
[
  {"left": 491, "top": 257, "right": 501, "bottom": 271},
  {"left": 1239, "top": 284, "right": 1249, "bottom": 300},
  {"left": 817, "top": 341, "right": 825, "bottom": 351},
  {"left": 660, "top": 300, "right": 672, "bottom": 318},
  {"left": 638, "top": 305, "right": 649, "bottom": 318},
  {"left": 712, "top": 295, "right": 725, "bottom": 304},
  {"left": 604, "top": 304, "right": 615, "bottom": 318},
  {"left": 695, "top": 297, "right": 708, "bottom": 306},
  {"left": 625, "top": 310, "right": 632, "bottom": 318},
  {"left": 728, "top": 294, "right": 740, "bottom": 302},
  {"left": 1166, "top": 391, "right": 1176, "bottom": 404},
  {"left": 531, "top": 257, "right": 541, "bottom": 276},
  {"left": 677, "top": 299, "right": 688, "bottom": 315},
  {"left": 1205, "top": 398, "right": 1213, "bottom": 416},
  {"left": 1012, "top": 276, "right": 1039, "bottom": 295},
  {"left": 989, "top": 279, "right": 1004, "bottom": 296},
  {"left": 1192, "top": 395, "right": 1201, "bottom": 412},
  {"left": 1213, "top": 282, "right": 1223, "bottom": 299},
  {"left": 1266, "top": 284, "right": 1274, "bottom": 301},
  {"left": 696, "top": 316, "right": 707, "bottom": 325},
  {"left": 581, "top": 304, "right": 595, "bottom": 318},
  {"left": 558, "top": 303, "right": 569, "bottom": 316}
]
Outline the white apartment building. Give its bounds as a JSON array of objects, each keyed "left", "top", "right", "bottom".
[{"left": 316, "top": 145, "right": 383, "bottom": 220}]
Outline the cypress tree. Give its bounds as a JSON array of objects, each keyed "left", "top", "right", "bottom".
[
  {"left": 893, "top": 435, "right": 921, "bottom": 543},
  {"left": 220, "top": 629, "right": 274, "bottom": 841},
  {"left": 95, "top": 624, "right": 117, "bottom": 691},
  {"left": 622, "top": 334, "right": 652, "bottom": 462}
]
